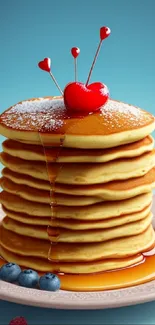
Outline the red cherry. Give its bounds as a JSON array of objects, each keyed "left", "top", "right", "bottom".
[
  {"left": 71, "top": 47, "right": 80, "bottom": 59},
  {"left": 100, "top": 26, "right": 111, "bottom": 40},
  {"left": 38, "top": 58, "right": 51, "bottom": 72},
  {"left": 64, "top": 82, "right": 109, "bottom": 113}
]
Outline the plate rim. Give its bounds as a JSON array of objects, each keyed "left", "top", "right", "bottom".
[{"left": 1, "top": 280, "right": 155, "bottom": 309}]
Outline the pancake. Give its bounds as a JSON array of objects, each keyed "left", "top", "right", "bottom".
[
  {"left": 0, "top": 191, "right": 52, "bottom": 216},
  {"left": 0, "top": 180, "right": 105, "bottom": 206},
  {"left": 1, "top": 151, "right": 155, "bottom": 185},
  {"left": 2, "top": 213, "right": 152, "bottom": 243},
  {"left": 0, "top": 191, "right": 152, "bottom": 220},
  {"left": 0, "top": 244, "right": 143, "bottom": 274},
  {"left": 0, "top": 97, "right": 154, "bottom": 148},
  {"left": 0, "top": 225, "right": 154, "bottom": 262},
  {"left": 2, "top": 136, "right": 154, "bottom": 163},
  {"left": 2, "top": 167, "right": 155, "bottom": 201},
  {"left": 2, "top": 168, "right": 51, "bottom": 191},
  {"left": 2, "top": 204, "right": 151, "bottom": 229},
  {"left": 1, "top": 166, "right": 155, "bottom": 205}
]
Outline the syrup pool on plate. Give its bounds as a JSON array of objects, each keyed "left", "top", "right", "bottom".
[
  {"left": 1, "top": 250, "right": 155, "bottom": 291},
  {"left": 59, "top": 248, "right": 155, "bottom": 291}
]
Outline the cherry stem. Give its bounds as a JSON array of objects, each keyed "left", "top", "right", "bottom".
[
  {"left": 74, "top": 58, "right": 77, "bottom": 82},
  {"left": 86, "top": 40, "right": 102, "bottom": 86},
  {"left": 49, "top": 71, "right": 63, "bottom": 95}
]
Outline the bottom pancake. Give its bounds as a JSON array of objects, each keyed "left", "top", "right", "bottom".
[
  {"left": 1, "top": 246, "right": 155, "bottom": 292},
  {"left": 0, "top": 225, "right": 154, "bottom": 263},
  {"left": 0, "top": 239, "right": 144, "bottom": 274}
]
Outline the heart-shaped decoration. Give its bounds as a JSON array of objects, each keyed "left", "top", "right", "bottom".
[
  {"left": 100, "top": 26, "right": 111, "bottom": 40},
  {"left": 71, "top": 47, "right": 80, "bottom": 59},
  {"left": 38, "top": 58, "right": 51, "bottom": 72},
  {"left": 64, "top": 82, "right": 109, "bottom": 113}
]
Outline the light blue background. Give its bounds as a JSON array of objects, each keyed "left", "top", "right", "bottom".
[{"left": 0, "top": 0, "right": 155, "bottom": 324}]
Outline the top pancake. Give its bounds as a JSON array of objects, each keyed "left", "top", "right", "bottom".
[{"left": 0, "top": 97, "right": 154, "bottom": 148}]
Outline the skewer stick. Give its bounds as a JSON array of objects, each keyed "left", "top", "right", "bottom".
[
  {"left": 86, "top": 40, "right": 102, "bottom": 86},
  {"left": 86, "top": 27, "right": 111, "bottom": 86},
  {"left": 74, "top": 58, "right": 77, "bottom": 81},
  {"left": 49, "top": 71, "right": 63, "bottom": 95},
  {"left": 38, "top": 57, "right": 63, "bottom": 95},
  {"left": 71, "top": 47, "right": 80, "bottom": 81}
]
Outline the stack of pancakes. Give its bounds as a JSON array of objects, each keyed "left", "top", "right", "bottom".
[{"left": 0, "top": 97, "right": 155, "bottom": 274}]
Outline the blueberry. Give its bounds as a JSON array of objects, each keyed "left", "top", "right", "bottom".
[
  {"left": 39, "top": 273, "right": 61, "bottom": 291},
  {"left": 18, "top": 269, "right": 39, "bottom": 288},
  {"left": 0, "top": 263, "right": 21, "bottom": 283}
]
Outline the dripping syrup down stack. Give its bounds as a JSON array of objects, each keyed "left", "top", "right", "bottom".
[{"left": 0, "top": 96, "right": 155, "bottom": 291}]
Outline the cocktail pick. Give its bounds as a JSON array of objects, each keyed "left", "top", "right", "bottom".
[
  {"left": 71, "top": 47, "right": 80, "bottom": 81},
  {"left": 85, "top": 27, "right": 111, "bottom": 86},
  {"left": 38, "top": 58, "right": 63, "bottom": 95}
]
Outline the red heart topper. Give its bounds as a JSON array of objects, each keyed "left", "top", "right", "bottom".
[
  {"left": 38, "top": 58, "right": 51, "bottom": 72},
  {"left": 64, "top": 82, "right": 109, "bottom": 113}
]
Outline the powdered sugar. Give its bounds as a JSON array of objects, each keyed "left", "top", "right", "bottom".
[
  {"left": 40, "top": 119, "right": 64, "bottom": 132},
  {"left": 101, "top": 100, "right": 141, "bottom": 118},
  {"left": 0, "top": 97, "right": 153, "bottom": 133},
  {"left": 8, "top": 98, "right": 65, "bottom": 114},
  {"left": 98, "top": 99, "right": 152, "bottom": 132},
  {"left": 6, "top": 97, "right": 141, "bottom": 117},
  {"left": 0, "top": 98, "right": 66, "bottom": 131}
]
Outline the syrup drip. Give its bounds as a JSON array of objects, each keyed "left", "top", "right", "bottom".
[
  {"left": 38, "top": 108, "right": 80, "bottom": 271},
  {"left": 38, "top": 134, "right": 65, "bottom": 271}
]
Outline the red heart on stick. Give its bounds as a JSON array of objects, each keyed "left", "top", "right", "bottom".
[
  {"left": 71, "top": 47, "right": 80, "bottom": 59},
  {"left": 100, "top": 26, "right": 111, "bottom": 40},
  {"left": 38, "top": 58, "right": 51, "bottom": 72},
  {"left": 64, "top": 82, "right": 109, "bottom": 113}
]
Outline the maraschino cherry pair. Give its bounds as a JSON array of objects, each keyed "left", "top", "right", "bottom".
[{"left": 38, "top": 26, "right": 111, "bottom": 114}]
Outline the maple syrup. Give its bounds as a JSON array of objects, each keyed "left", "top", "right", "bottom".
[
  {"left": 59, "top": 248, "right": 155, "bottom": 291},
  {"left": 38, "top": 135, "right": 64, "bottom": 269},
  {"left": 0, "top": 250, "right": 155, "bottom": 291}
]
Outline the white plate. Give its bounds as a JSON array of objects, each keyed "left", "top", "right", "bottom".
[{"left": 0, "top": 198, "right": 155, "bottom": 310}]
